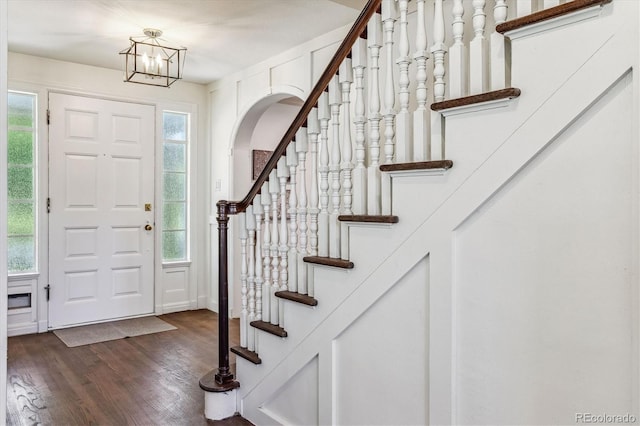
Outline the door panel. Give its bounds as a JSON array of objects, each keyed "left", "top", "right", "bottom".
[{"left": 49, "top": 93, "right": 155, "bottom": 328}]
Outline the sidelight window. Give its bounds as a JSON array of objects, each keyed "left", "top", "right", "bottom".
[
  {"left": 7, "top": 91, "right": 37, "bottom": 273},
  {"left": 162, "top": 111, "right": 189, "bottom": 262}
]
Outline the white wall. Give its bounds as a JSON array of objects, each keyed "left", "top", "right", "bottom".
[{"left": 7, "top": 52, "right": 210, "bottom": 331}]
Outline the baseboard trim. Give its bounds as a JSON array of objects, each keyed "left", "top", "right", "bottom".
[
  {"left": 197, "top": 295, "right": 208, "bottom": 309},
  {"left": 8, "top": 322, "right": 38, "bottom": 337},
  {"left": 160, "top": 302, "right": 191, "bottom": 315}
]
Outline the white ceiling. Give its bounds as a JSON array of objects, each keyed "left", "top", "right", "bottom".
[{"left": 8, "top": 0, "right": 367, "bottom": 85}]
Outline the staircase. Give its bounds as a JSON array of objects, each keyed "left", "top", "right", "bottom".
[{"left": 204, "top": 0, "right": 639, "bottom": 424}]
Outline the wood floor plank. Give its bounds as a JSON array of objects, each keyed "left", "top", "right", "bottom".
[{"left": 6, "top": 310, "right": 249, "bottom": 426}]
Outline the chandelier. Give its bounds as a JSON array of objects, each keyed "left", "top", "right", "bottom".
[{"left": 120, "top": 28, "right": 187, "bottom": 88}]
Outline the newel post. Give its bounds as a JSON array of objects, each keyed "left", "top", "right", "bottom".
[{"left": 200, "top": 199, "right": 240, "bottom": 420}]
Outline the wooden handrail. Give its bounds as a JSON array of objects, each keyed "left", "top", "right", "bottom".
[{"left": 227, "top": 0, "right": 382, "bottom": 215}]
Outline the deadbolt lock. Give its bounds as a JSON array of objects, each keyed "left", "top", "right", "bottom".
[{"left": 145, "top": 203, "right": 152, "bottom": 211}]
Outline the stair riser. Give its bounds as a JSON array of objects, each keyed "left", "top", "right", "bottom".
[{"left": 509, "top": 4, "right": 617, "bottom": 113}]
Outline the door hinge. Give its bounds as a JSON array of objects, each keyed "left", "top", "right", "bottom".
[
  {"left": 44, "top": 285, "right": 51, "bottom": 301},
  {"left": 47, "top": 109, "right": 50, "bottom": 125},
  {"left": 47, "top": 197, "right": 51, "bottom": 213}
]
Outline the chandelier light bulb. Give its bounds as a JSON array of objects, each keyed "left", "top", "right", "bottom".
[{"left": 142, "top": 52, "right": 150, "bottom": 72}]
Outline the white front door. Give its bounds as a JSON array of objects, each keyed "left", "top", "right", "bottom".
[{"left": 48, "top": 93, "right": 155, "bottom": 329}]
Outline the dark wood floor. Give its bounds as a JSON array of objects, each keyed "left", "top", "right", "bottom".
[{"left": 6, "top": 309, "right": 252, "bottom": 426}]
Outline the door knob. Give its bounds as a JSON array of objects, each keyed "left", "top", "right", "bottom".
[{"left": 145, "top": 224, "right": 153, "bottom": 231}]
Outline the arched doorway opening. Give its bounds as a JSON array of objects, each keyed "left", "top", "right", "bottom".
[{"left": 228, "top": 92, "right": 303, "bottom": 317}]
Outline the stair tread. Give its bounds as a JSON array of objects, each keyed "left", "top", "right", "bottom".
[
  {"left": 303, "top": 256, "right": 355, "bottom": 269},
  {"left": 380, "top": 160, "right": 453, "bottom": 173},
  {"left": 431, "top": 88, "right": 521, "bottom": 112},
  {"left": 338, "top": 215, "right": 398, "bottom": 223},
  {"left": 497, "top": 0, "right": 611, "bottom": 34},
  {"left": 250, "top": 320, "right": 288, "bottom": 338},
  {"left": 276, "top": 290, "right": 318, "bottom": 306},
  {"left": 231, "top": 346, "right": 262, "bottom": 365}
]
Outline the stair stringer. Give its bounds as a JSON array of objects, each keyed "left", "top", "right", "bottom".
[{"left": 237, "top": 4, "right": 638, "bottom": 424}]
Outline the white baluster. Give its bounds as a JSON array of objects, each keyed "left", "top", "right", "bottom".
[
  {"left": 253, "top": 194, "right": 263, "bottom": 352},
  {"left": 352, "top": 38, "right": 368, "bottom": 214},
  {"left": 277, "top": 157, "right": 289, "bottom": 327},
  {"left": 469, "top": 0, "right": 488, "bottom": 95},
  {"left": 414, "top": 0, "right": 430, "bottom": 161},
  {"left": 340, "top": 57, "right": 354, "bottom": 216},
  {"left": 432, "top": 0, "right": 447, "bottom": 103},
  {"left": 380, "top": 1, "right": 398, "bottom": 216},
  {"left": 516, "top": 0, "right": 533, "bottom": 17},
  {"left": 449, "top": 0, "right": 466, "bottom": 98},
  {"left": 490, "top": 0, "right": 508, "bottom": 91},
  {"left": 286, "top": 142, "right": 298, "bottom": 294},
  {"left": 543, "top": 0, "right": 560, "bottom": 9},
  {"left": 308, "top": 107, "right": 320, "bottom": 257},
  {"left": 329, "top": 75, "right": 342, "bottom": 259},
  {"left": 239, "top": 212, "right": 248, "bottom": 348},
  {"left": 318, "top": 92, "right": 331, "bottom": 258},
  {"left": 382, "top": 0, "right": 397, "bottom": 165},
  {"left": 367, "top": 11, "right": 383, "bottom": 215},
  {"left": 246, "top": 205, "right": 256, "bottom": 352},
  {"left": 269, "top": 170, "right": 280, "bottom": 325},
  {"left": 338, "top": 58, "right": 353, "bottom": 258},
  {"left": 431, "top": 0, "right": 447, "bottom": 161},
  {"left": 296, "top": 127, "right": 309, "bottom": 295},
  {"left": 396, "top": 0, "right": 412, "bottom": 163},
  {"left": 261, "top": 183, "right": 271, "bottom": 324}
]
